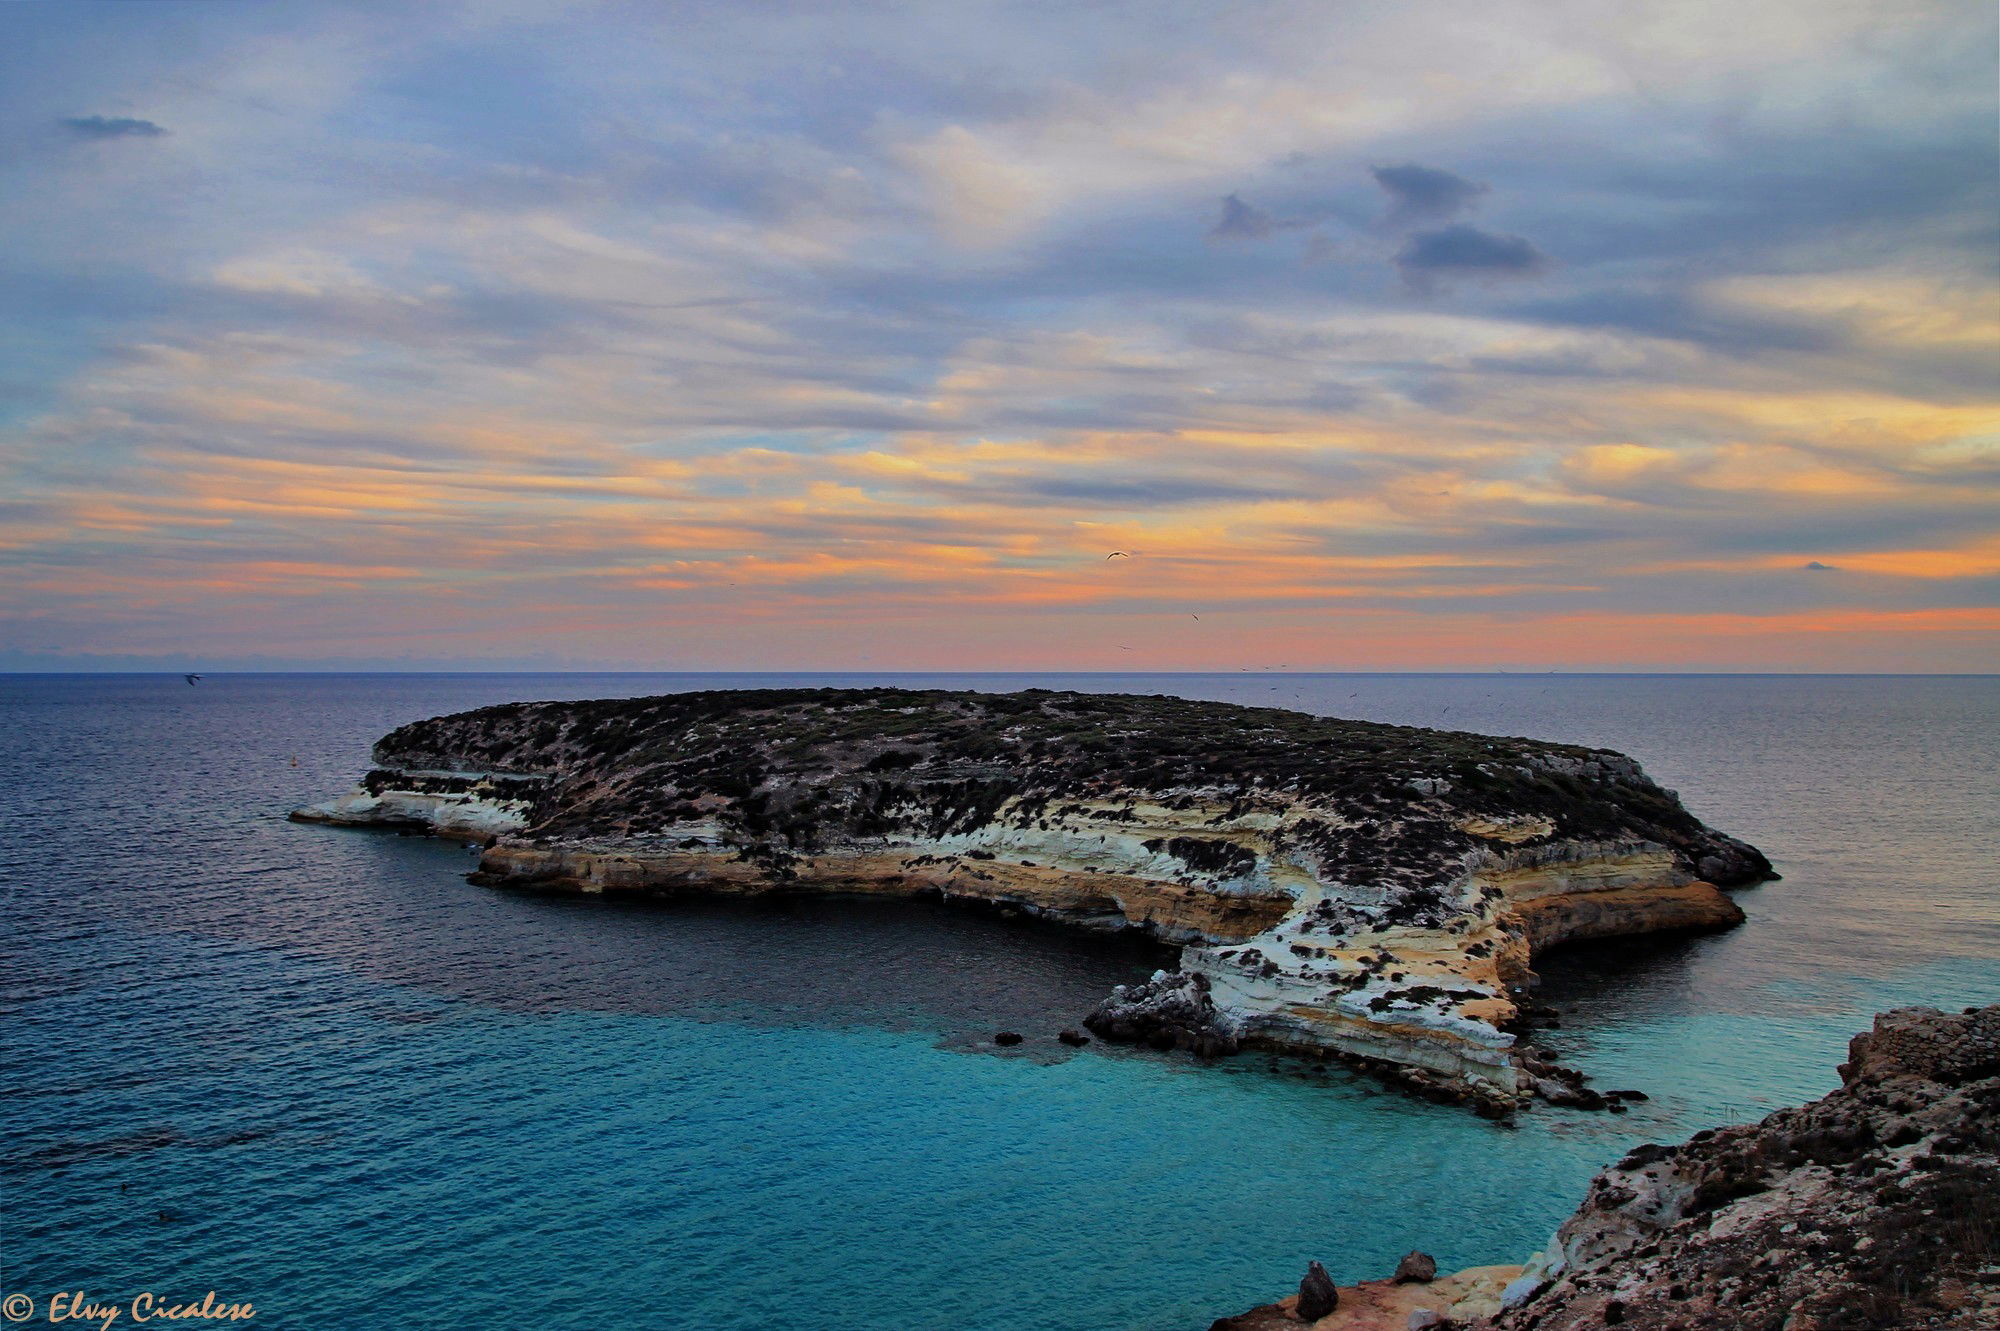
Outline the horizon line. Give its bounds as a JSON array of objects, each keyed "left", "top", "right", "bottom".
[{"left": 5, "top": 669, "right": 1996, "bottom": 679}]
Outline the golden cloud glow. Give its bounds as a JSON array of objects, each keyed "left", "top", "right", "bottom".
[{"left": 2, "top": 0, "right": 1993, "bottom": 670}]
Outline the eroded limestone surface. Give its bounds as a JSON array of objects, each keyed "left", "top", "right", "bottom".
[{"left": 293, "top": 687, "right": 1770, "bottom": 1103}]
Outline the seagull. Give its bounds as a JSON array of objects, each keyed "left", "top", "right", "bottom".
[
  {"left": 1105, "top": 551, "right": 1130, "bottom": 560},
  {"left": 1191, "top": 614, "right": 1200, "bottom": 620},
  {"left": 184, "top": 674, "right": 201, "bottom": 686}
]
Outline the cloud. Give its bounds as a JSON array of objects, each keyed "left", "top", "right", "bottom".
[
  {"left": 1371, "top": 163, "right": 1488, "bottom": 225},
  {"left": 1209, "top": 193, "right": 1277, "bottom": 240},
  {"left": 1394, "top": 223, "right": 1549, "bottom": 290},
  {"left": 895, "top": 123, "right": 1050, "bottom": 246},
  {"left": 60, "top": 115, "right": 167, "bottom": 139},
  {"left": 1, "top": 0, "right": 1995, "bottom": 670}
]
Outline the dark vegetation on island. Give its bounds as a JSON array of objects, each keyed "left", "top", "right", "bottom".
[{"left": 367, "top": 687, "right": 1772, "bottom": 886}]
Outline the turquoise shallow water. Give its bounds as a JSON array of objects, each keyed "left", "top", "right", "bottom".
[{"left": 3, "top": 673, "right": 1996, "bottom": 1329}]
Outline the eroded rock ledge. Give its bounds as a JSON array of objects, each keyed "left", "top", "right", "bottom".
[
  {"left": 1215, "top": 1004, "right": 2000, "bottom": 1330},
  {"left": 292, "top": 687, "right": 1770, "bottom": 1106}
]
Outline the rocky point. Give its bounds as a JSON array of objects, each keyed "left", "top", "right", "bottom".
[{"left": 1215, "top": 1004, "right": 2000, "bottom": 1331}]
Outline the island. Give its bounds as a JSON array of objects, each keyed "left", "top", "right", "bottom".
[{"left": 292, "top": 687, "right": 1772, "bottom": 1111}]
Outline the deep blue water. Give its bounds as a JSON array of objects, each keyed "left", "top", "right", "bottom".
[{"left": 3, "top": 673, "right": 1996, "bottom": 1330}]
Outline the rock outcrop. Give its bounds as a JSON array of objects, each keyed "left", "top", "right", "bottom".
[
  {"left": 1084, "top": 969, "right": 1242, "bottom": 1057},
  {"left": 1299, "top": 1262, "right": 1340, "bottom": 1320},
  {"left": 1215, "top": 1005, "right": 2000, "bottom": 1330},
  {"left": 292, "top": 687, "right": 1770, "bottom": 1105},
  {"left": 1212, "top": 1266, "right": 1521, "bottom": 1331},
  {"left": 1488, "top": 1004, "right": 2000, "bottom": 1331},
  {"left": 1394, "top": 1252, "right": 1438, "bottom": 1285}
]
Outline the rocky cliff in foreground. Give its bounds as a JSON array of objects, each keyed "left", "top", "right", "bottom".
[
  {"left": 292, "top": 687, "right": 1770, "bottom": 1107},
  {"left": 1216, "top": 1004, "right": 2000, "bottom": 1331}
]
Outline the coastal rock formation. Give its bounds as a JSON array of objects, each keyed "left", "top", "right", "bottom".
[
  {"left": 292, "top": 687, "right": 1770, "bottom": 1103},
  {"left": 1393, "top": 1252, "right": 1438, "bottom": 1285},
  {"left": 1299, "top": 1262, "right": 1340, "bottom": 1320},
  {"left": 1211, "top": 1265, "right": 1521, "bottom": 1331},
  {"left": 289, "top": 767, "right": 540, "bottom": 839},
  {"left": 1214, "top": 1004, "right": 2000, "bottom": 1330},
  {"left": 1488, "top": 1004, "right": 2000, "bottom": 1331},
  {"left": 1085, "top": 969, "right": 1241, "bottom": 1057}
]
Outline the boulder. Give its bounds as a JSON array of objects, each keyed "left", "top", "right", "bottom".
[
  {"left": 1083, "top": 969, "right": 1240, "bottom": 1056},
  {"left": 1394, "top": 1251, "right": 1438, "bottom": 1284},
  {"left": 1297, "top": 1260, "right": 1339, "bottom": 1320}
]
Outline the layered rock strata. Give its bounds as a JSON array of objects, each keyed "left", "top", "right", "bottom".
[
  {"left": 1218, "top": 1004, "right": 2000, "bottom": 1330},
  {"left": 292, "top": 687, "right": 1770, "bottom": 1104}
]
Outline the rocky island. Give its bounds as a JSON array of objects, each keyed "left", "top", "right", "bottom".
[
  {"left": 293, "top": 687, "right": 1771, "bottom": 1110},
  {"left": 1215, "top": 1004, "right": 2000, "bottom": 1330}
]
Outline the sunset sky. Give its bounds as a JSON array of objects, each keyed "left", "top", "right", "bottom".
[{"left": 3, "top": 0, "right": 1995, "bottom": 671}]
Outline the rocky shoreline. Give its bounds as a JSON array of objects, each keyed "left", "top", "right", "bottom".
[
  {"left": 292, "top": 687, "right": 1771, "bottom": 1110},
  {"left": 1214, "top": 1005, "right": 2000, "bottom": 1331}
]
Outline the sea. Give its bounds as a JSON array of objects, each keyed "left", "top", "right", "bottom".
[{"left": 2, "top": 672, "right": 1995, "bottom": 1330}]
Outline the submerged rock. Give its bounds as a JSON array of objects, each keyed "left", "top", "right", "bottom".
[{"left": 293, "top": 687, "right": 1772, "bottom": 1105}]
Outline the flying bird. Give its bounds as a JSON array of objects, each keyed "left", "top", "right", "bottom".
[
  {"left": 184, "top": 674, "right": 201, "bottom": 686},
  {"left": 1105, "top": 551, "right": 1130, "bottom": 560}
]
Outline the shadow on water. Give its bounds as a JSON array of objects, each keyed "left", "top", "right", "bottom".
[
  {"left": 249, "top": 826, "right": 1180, "bottom": 1041},
  {"left": 1530, "top": 929, "right": 1725, "bottom": 1026}
]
